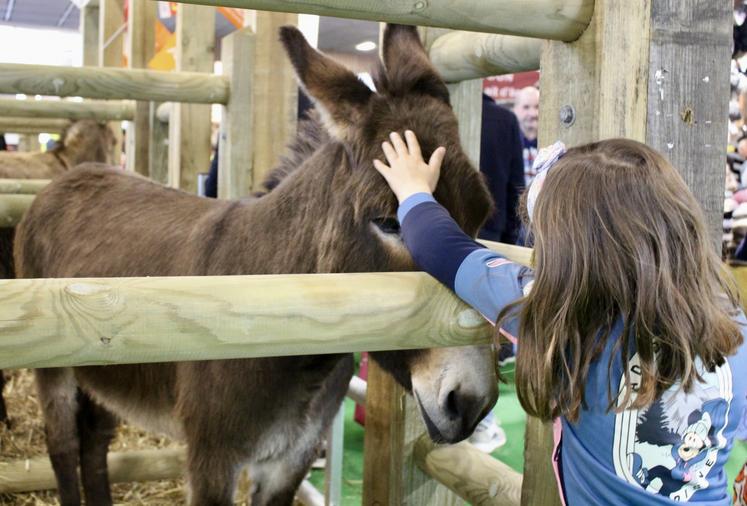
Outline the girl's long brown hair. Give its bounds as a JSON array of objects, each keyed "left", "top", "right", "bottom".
[{"left": 503, "top": 138, "right": 743, "bottom": 422}]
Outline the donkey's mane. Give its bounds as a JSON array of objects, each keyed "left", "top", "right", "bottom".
[{"left": 255, "top": 109, "right": 329, "bottom": 196}]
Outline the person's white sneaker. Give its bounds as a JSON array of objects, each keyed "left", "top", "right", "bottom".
[{"left": 468, "top": 418, "right": 507, "bottom": 453}]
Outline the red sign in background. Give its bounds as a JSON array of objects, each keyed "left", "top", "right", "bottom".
[{"left": 483, "top": 71, "right": 540, "bottom": 104}]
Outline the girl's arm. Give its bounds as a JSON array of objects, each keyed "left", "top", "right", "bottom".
[{"left": 375, "top": 131, "right": 533, "bottom": 333}]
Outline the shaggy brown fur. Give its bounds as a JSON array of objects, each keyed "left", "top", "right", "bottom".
[
  {"left": 0, "top": 120, "right": 115, "bottom": 425},
  {"left": 14, "top": 25, "right": 497, "bottom": 506}
]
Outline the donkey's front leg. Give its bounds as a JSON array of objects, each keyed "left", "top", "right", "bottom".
[
  {"left": 77, "top": 392, "right": 118, "bottom": 506},
  {"left": 35, "top": 368, "right": 82, "bottom": 506},
  {"left": 185, "top": 441, "right": 242, "bottom": 506}
]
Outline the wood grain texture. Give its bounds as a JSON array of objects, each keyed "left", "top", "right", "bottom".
[
  {"left": 0, "top": 272, "right": 492, "bottom": 369},
  {"left": 0, "top": 98, "right": 135, "bottom": 121},
  {"left": 167, "top": 3, "right": 215, "bottom": 192},
  {"left": 0, "top": 448, "right": 186, "bottom": 493},
  {"left": 0, "top": 63, "right": 229, "bottom": 104},
  {"left": 0, "top": 179, "right": 49, "bottom": 194},
  {"left": 362, "top": 360, "right": 462, "bottom": 505},
  {"left": 251, "top": 11, "right": 299, "bottom": 192},
  {"left": 148, "top": 101, "right": 170, "bottom": 184},
  {"left": 414, "top": 434, "right": 522, "bottom": 506},
  {"left": 0, "top": 195, "right": 37, "bottom": 227},
  {"left": 447, "top": 79, "right": 483, "bottom": 168},
  {"left": 645, "top": 0, "right": 732, "bottom": 246},
  {"left": 125, "top": 0, "right": 157, "bottom": 175},
  {"left": 175, "top": 0, "right": 594, "bottom": 41},
  {"left": 80, "top": 3, "right": 100, "bottom": 67},
  {"left": 0, "top": 118, "right": 69, "bottom": 134},
  {"left": 99, "top": 0, "right": 124, "bottom": 67},
  {"left": 430, "top": 31, "right": 541, "bottom": 83},
  {"left": 218, "top": 27, "right": 255, "bottom": 199}
]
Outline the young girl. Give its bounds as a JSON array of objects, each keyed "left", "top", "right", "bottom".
[{"left": 373, "top": 132, "right": 747, "bottom": 505}]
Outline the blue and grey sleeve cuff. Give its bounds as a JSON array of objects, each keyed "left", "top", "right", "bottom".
[
  {"left": 397, "top": 192, "right": 437, "bottom": 223},
  {"left": 454, "top": 249, "right": 533, "bottom": 330}
]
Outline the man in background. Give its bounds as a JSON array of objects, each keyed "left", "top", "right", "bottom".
[{"left": 512, "top": 86, "right": 539, "bottom": 185}]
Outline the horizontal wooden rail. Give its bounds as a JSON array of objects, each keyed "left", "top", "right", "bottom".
[
  {"left": 0, "top": 447, "right": 321, "bottom": 502},
  {"left": 0, "top": 118, "right": 69, "bottom": 134},
  {"left": 413, "top": 435, "right": 522, "bottom": 506},
  {"left": 0, "top": 195, "right": 35, "bottom": 227},
  {"left": 0, "top": 448, "right": 186, "bottom": 493},
  {"left": 0, "top": 179, "right": 50, "bottom": 195},
  {"left": 0, "top": 63, "right": 230, "bottom": 104},
  {"left": 430, "top": 32, "right": 542, "bottom": 83},
  {"left": 175, "top": 0, "right": 594, "bottom": 41},
  {"left": 0, "top": 98, "right": 135, "bottom": 121},
  {"left": 0, "top": 272, "right": 493, "bottom": 369}
]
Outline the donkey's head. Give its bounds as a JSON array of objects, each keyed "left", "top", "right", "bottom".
[
  {"left": 280, "top": 24, "right": 497, "bottom": 443},
  {"left": 57, "top": 120, "right": 117, "bottom": 166}
]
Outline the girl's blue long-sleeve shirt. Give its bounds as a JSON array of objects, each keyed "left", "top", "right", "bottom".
[{"left": 399, "top": 193, "right": 747, "bottom": 506}]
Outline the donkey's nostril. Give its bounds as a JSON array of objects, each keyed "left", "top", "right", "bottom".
[{"left": 444, "top": 388, "right": 461, "bottom": 419}]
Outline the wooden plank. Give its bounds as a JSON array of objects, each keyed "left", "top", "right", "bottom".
[
  {"left": 99, "top": 0, "right": 125, "bottom": 167},
  {"left": 125, "top": 0, "right": 157, "bottom": 175},
  {"left": 645, "top": 0, "right": 732, "bottom": 246},
  {"left": 218, "top": 27, "right": 255, "bottom": 199},
  {"left": 79, "top": 3, "right": 100, "bottom": 67},
  {"left": 99, "top": 0, "right": 125, "bottom": 67},
  {"left": 148, "top": 101, "right": 170, "bottom": 184},
  {"left": 362, "top": 360, "right": 406, "bottom": 505},
  {"left": 429, "top": 31, "right": 541, "bottom": 83},
  {"left": 174, "top": 0, "right": 594, "bottom": 41},
  {"left": 17, "top": 135, "right": 40, "bottom": 153},
  {"left": 0, "top": 272, "right": 493, "bottom": 369},
  {"left": 0, "top": 64, "right": 229, "bottom": 104},
  {"left": 0, "top": 179, "right": 49, "bottom": 195},
  {"left": 0, "top": 98, "right": 135, "bottom": 121},
  {"left": 447, "top": 79, "right": 483, "bottom": 167},
  {"left": 413, "top": 434, "right": 522, "bottom": 506},
  {"left": 0, "top": 195, "right": 36, "bottom": 227},
  {"left": 0, "top": 448, "right": 186, "bottom": 493},
  {"left": 168, "top": 3, "right": 215, "bottom": 192},
  {"left": 251, "top": 12, "right": 298, "bottom": 192},
  {"left": 362, "top": 360, "right": 462, "bottom": 505},
  {"left": 0, "top": 118, "right": 69, "bottom": 134}
]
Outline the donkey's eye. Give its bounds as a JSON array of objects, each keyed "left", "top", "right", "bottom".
[{"left": 372, "top": 217, "right": 401, "bottom": 235}]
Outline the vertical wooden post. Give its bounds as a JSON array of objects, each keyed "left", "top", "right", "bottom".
[
  {"left": 528, "top": 1, "right": 731, "bottom": 504},
  {"left": 218, "top": 27, "right": 254, "bottom": 199},
  {"left": 18, "top": 135, "right": 40, "bottom": 152},
  {"left": 125, "top": 0, "right": 156, "bottom": 175},
  {"left": 362, "top": 360, "right": 461, "bottom": 505},
  {"left": 168, "top": 4, "right": 215, "bottom": 192},
  {"left": 148, "top": 102, "right": 169, "bottom": 184},
  {"left": 80, "top": 0, "right": 100, "bottom": 67},
  {"left": 99, "top": 0, "right": 124, "bottom": 166},
  {"left": 250, "top": 11, "right": 299, "bottom": 192},
  {"left": 447, "top": 79, "right": 483, "bottom": 167}
]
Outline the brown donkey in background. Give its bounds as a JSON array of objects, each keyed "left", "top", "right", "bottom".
[
  {"left": 14, "top": 25, "right": 498, "bottom": 505},
  {"left": 0, "top": 120, "right": 115, "bottom": 425}
]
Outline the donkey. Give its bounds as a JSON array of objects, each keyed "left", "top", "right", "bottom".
[
  {"left": 0, "top": 120, "right": 115, "bottom": 425},
  {"left": 14, "top": 25, "right": 497, "bottom": 505}
]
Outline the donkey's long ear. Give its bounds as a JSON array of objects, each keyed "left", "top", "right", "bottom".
[
  {"left": 280, "top": 26, "right": 373, "bottom": 139},
  {"left": 382, "top": 24, "right": 449, "bottom": 104}
]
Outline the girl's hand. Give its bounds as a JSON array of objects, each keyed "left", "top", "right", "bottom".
[{"left": 373, "top": 130, "right": 446, "bottom": 203}]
